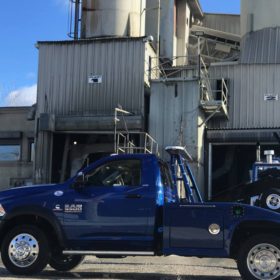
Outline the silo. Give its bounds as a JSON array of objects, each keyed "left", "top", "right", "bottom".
[
  {"left": 240, "top": 0, "right": 280, "bottom": 63},
  {"left": 241, "top": 0, "right": 280, "bottom": 37},
  {"left": 81, "top": 0, "right": 146, "bottom": 38}
]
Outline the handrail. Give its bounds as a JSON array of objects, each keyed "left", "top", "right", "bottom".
[
  {"left": 116, "top": 132, "right": 159, "bottom": 155},
  {"left": 147, "top": 55, "right": 229, "bottom": 114},
  {"left": 200, "top": 57, "right": 215, "bottom": 101},
  {"left": 149, "top": 55, "right": 204, "bottom": 80}
]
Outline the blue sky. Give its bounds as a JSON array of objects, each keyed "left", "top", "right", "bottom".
[{"left": 0, "top": 0, "right": 240, "bottom": 107}]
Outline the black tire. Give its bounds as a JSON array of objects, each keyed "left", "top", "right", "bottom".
[
  {"left": 237, "top": 234, "right": 280, "bottom": 280},
  {"left": 49, "top": 253, "right": 84, "bottom": 271},
  {"left": 1, "top": 225, "right": 50, "bottom": 275},
  {"left": 260, "top": 188, "right": 280, "bottom": 212}
]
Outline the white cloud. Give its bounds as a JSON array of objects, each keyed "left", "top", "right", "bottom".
[{"left": 5, "top": 84, "right": 37, "bottom": 107}]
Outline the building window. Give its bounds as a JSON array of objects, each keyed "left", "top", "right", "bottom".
[{"left": 0, "top": 145, "right": 21, "bottom": 161}]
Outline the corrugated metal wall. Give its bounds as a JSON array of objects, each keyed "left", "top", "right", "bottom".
[
  {"left": 202, "top": 13, "right": 240, "bottom": 35},
  {"left": 241, "top": 27, "right": 280, "bottom": 64},
  {"left": 149, "top": 81, "right": 200, "bottom": 155},
  {"left": 149, "top": 80, "right": 205, "bottom": 194},
  {"left": 209, "top": 63, "right": 280, "bottom": 129},
  {"left": 37, "top": 38, "right": 147, "bottom": 117}
]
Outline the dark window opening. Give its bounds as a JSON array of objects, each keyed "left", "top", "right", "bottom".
[
  {"left": 28, "top": 139, "right": 35, "bottom": 162},
  {"left": 211, "top": 144, "right": 280, "bottom": 198}
]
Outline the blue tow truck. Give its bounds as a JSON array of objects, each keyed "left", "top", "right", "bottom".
[
  {"left": 214, "top": 149, "right": 280, "bottom": 213},
  {"left": 0, "top": 146, "right": 280, "bottom": 280}
]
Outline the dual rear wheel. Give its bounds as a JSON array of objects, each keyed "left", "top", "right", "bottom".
[{"left": 237, "top": 235, "right": 280, "bottom": 280}]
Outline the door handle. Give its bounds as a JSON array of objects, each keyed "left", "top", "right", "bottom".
[{"left": 125, "top": 194, "right": 142, "bottom": 199}]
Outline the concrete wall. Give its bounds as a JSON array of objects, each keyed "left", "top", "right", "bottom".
[
  {"left": 159, "top": 0, "right": 191, "bottom": 61},
  {"left": 145, "top": 0, "right": 160, "bottom": 51},
  {"left": 0, "top": 107, "right": 34, "bottom": 188},
  {"left": 176, "top": 0, "right": 191, "bottom": 64}
]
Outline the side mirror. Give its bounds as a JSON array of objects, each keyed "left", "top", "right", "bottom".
[{"left": 73, "top": 172, "right": 85, "bottom": 189}]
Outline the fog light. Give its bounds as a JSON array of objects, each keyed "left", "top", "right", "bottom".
[{"left": 209, "top": 224, "right": 220, "bottom": 235}]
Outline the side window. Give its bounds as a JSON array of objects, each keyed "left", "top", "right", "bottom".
[
  {"left": 85, "top": 159, "right": 141, "bottom": 187},
  {"left": 159, "top": 162, "right": 173, "bottom": 188}
]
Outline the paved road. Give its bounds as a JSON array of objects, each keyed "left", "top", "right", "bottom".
[{"left": 0, "top": 256, "right": 241, "bottom": 280}]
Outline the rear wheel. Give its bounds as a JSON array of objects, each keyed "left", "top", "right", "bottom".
[
  {"left": 237, "top": 234, "right": 280, "bottom": 280},
  {"left": 260, "top": 188, "right": 280, "bottom": 212},
  {"left": 49, "top": 253, "right": 84, "bottom": 271},
  {"left": 1, "top": 225, "right": 50, "bottom": 275}
]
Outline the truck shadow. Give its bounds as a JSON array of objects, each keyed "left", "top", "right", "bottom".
[{"left": 0, "top": 267, "right": 241, "bottom": 280}]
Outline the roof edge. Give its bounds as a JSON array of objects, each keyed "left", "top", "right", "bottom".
[
  {"left": 187, "top": 0, "right": 204, "bottom": 20},
  {"left": 37, "top": 36, "right": 147, "bottom": 45}
]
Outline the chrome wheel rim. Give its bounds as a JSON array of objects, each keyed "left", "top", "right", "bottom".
[
  {"left": 247, "top": 243, "right": 280, "bottom": 280},
  {"left": 266, "top": 194, "right": 280, "bottom": 210},
  {"left": 8, "top": 233, "right": 39, "bottom": 268}
]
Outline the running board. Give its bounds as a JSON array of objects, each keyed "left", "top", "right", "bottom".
[{"left": 63, "top": 250, "right": 154, "bottom": 256}]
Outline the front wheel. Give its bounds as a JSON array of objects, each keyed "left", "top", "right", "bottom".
[
  {"left": 49, "top": 253, "right": 84, "bottom": 271},
  {"left": 1, "top": 225, "right": 50, "bottom": 275},
  {"left": 237, "top": 234, "right": 280, "bottom": 280}
]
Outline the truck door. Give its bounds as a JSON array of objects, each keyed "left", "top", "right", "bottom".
[
  {"left": 164, "top": 203, "right": 224, "bottom": 253},
  {"left": 63, "top": 157, "right": 156, "bottom": 251}
]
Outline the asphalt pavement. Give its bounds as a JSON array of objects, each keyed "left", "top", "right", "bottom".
[{"left": 0, "top": 256, "right": 242, "bottom": 280}]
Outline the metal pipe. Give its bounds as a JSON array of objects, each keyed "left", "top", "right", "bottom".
[
  {"left": 208, "top": 143, "right": 212, "bottom": 201},
  {"left": 198, "top": 36, "right": 201, "bottom": 80},
  {"left": 74, "top": 0, "right": 80, "bottom": 39},
  {"left": 256, "top": 142, "right": 261, "bottom": 162},
  {"left": 157, "top": 0, "right": 161, "bottom": 58}
]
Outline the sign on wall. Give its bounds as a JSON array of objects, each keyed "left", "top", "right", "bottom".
[
  {"left": 88, "top": 75, "right": 102, "bottom": 84},
  {"left": 264, "top": 94, "right": 278, "bottom": 101}
]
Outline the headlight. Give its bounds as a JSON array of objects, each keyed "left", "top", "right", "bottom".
[{"left": 0, "top": 204, "right": 6, "bottom": 217}]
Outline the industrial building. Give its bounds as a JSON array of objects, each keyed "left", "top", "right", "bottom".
[
  {"left": 0, "top": 107, "right": 35, "bottom": 187},
  {"left": 149, "top": 0, "right": 280, "bottom": 199},
  {"left": 1, "top": 0, "right": 280, "bottom": 201},
  {"left": 34, "top": 0, "right": 203, "bottom": 184}
]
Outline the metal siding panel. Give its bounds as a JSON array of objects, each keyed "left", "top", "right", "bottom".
[
  {"left": 203, "top": 14, "right": 240, "bottom": 35},
  {"left": 149, "top": 81, "right": 200, "bottom": 157},
  {"left": 37, "top": 39, "right": 147, "bottom": 117},
  {"left": 149, "top": 80, "right": 203, "bottom": 188},
  {"left": 241, "top": 28, "right": 280, "bottom": 64},
  {"left": 209, "top": 64, "right": 280, "bottom": 130}
]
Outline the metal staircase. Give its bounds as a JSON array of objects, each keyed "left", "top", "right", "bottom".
[{"left": 199, "top": 57, "right": 229, "bottom": 125}]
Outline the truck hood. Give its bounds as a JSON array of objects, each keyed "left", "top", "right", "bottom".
[{"left": 0, "top": 184, "right": 62, "bottom": 202}]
